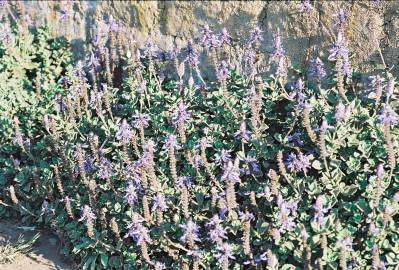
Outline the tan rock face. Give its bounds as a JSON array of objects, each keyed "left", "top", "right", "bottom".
[{"left": 14, "top": 1, "right": 399, "bottom": 74}]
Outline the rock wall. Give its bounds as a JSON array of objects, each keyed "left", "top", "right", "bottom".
[{"left": 12, "top": 1, "right": 399, "bottom": 75}]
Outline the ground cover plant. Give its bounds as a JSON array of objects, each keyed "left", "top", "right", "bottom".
[{"left": 1, "top": 1, "right": 399, "bottom": 269}]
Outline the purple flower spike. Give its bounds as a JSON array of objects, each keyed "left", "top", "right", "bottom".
[
  {"left": 378, "top": 106, "right": 398, "bottom": 126},
  {"left": 333, "top": 8, "right": 349, "bottom": 31},
  {"left": 248, "top": 26, "right": 264, "bottom": 48},
  {"left": 163, "top": 134, "right": 181, "bottom": 150},
  {"left": 285, "top": 152, "right": 311, "bottom": 174},
  {"left": 215, "top": 243, "right": 235, "bottom": 264},
  {"left": 376, "top": 164, "right": 384, "bottom": 180},
  {"left": 116, "top": 119, "right": 132, "bottom": 142},
  {"left": 218, "top": 28, "right": 232, "bottom": 47},
  {"left": 309, "top": 57, "right": 326, "bottom": 81},
  {"left": 176, "top": 176, "right": 193, "bottom": 189},
  {"left": 234, "top": 121, "right": 251, "bottom": 141},
  {"left": 313, "top": 195, "right": 328, "bottom": 227},
  {"left": 171, "top": 102, "right": 192, "bottom": 127},
  {"left": 206, "top": 215, "right": 227, "bottom": 244},
  {"left": 298, "top": 0, "right": 314, "bottom": 13},
  {"left": 124, "top": 181, "right": 139, "bottom": 206},
  {"left": 132, "top": 113, "right": 150, "bottom": 129},
  {"left": 79, "top": 205, "right": 96, "bottom": 222},
  {"left": 221, "top": 161, "right": 241, "bottom": 184},
  {"left": 217, "top": 61, "right": 229, "bottom": 82},
  {"left": 179, "top": 219, "right": 200, "bottom": 244},
  {"left": 152, "top": 193, "right": 168, "bottom": 212}
]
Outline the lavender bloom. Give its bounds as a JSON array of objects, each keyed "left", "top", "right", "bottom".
[
  {"left": 107, "top": 15, "right": 119, "bottom": 33},
  {"left": 298, "top": 0, "right": 314, "bottom": 13},
  {"left": 241, "top": 156, "right": 261, "bottom": 175},
  {"left": 124, "top": 181, "right": 139, "bottom": 205},
  {"left": 386, "top": 78, "right": 395, "bottom": 98},
  {"left": 200, "top": 24, "right": 213, "bottom": 46},
  {"left": 239, "top": 211, "right": 255, "bottom": 222},
  {"left": 248, "top": 27, "right": 264, "bottom": 48},
  {"left": 376, "top": 164, "right": 384, "bottom": 180},
  {"left": 125, "top": 215, "right": 152, "bottom": 245},
  {"left": 143, "top": 38, "right": 158, "bottom": 58},
  {"left": 185, "top": 40, "right": 199, "bottom": 69},
  {"left": 132, "top": 113, "right": 150, "bottom": 129},
  {"left": 309, "top": 57, "right": 326, "bottom": 81},
  {"left": 313, "top": 195, "right": 328, "bottom": 227},
  {"left": 221, "top": 161, "right": 241, "bottom": 184},
  {"left": 218, "top": 28, "right": 232, "bottom": 47},
  {"left": 163, "top": 134, "right": 181, "bottom": 150},
  {"left": 333, "top": 8, "right": 349, "bottom": 31},
  {"left": 215, "top": 243, "right": 235, "bottom": 264},
  {"left": 87, "top": 51, "right": 100, "bottom": 70},
  {"left": 179, "top": 219, "right": 200, "bottom": 244},
  {"left": 270, "top": 35, "right": 286, "bottom": 63},
  {"left": 217, "top": 61, "right": 229, "bottom": 82},
  {"left": 287, "top": 131, "right": 304, "bottom": 146},
  {"left": 78, "top": 205, "right": 96, "bottom": 222},
  {"left": 234, "top": 121, "right": 251, "bottom": 141},
  {"left": 116, "top": 119, "right": 132, "bottom": 142},
  {"left": 214, "top": 149, "right": 233, "bottom": 168},
  {"left": 276, "top": 195, "right": 297, "bottom": 232},
  {"left": 0, "top": 22, "right": 13, "bottom": 45},
  {"left": 335, "top": 103, "right": 351, "bottom": 122},
  {"left": 328, "top": 32, "right": 351, "bottom": 77},
  {"left": 378, "top": 106, "right": 398, "bottom": 125},
  {"left": 206, "top": 215, "right": 227, "bottom": 243},
  {"left": 176, "top": 176, "right": 193, "bottom": 189},
  {"left": 290, "top": 79, "right": 306, "bottom": 109},
  {"left": 244, "top": 47, "right": 256, "bottom": 66},
  {"left": 0, "top": 0, "right": 7, "bottom": 7},
  {"left": 285, "top": 152, "right": 311, "bottom": 174},
  {"left": 152, "top": 193, "right": 168, "bottom": 212},
  {"left": 99, "top": 157, "right": 113, "bottom": 179},
  {"left": 171, "top": 102, "right": 192, "bottom": 127},
  {"left": 206, "top": 34, "right": 221, "bottom": 50}
]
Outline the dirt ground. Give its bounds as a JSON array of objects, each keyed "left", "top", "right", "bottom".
[{"left": 0, "top": 220, "right": 75, "bottom": 270}]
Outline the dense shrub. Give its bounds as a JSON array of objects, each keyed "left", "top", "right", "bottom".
[{"left": 1, "top": 2, "right": 399, "bottom": 270}]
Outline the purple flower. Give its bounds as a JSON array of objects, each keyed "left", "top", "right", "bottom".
[
  {"left": 163, "top": 134, "right": 181, "bottom": 150},
  {"left": 206, "top": 215, "right": 227, "bottom": 243},
  {"left": 218, "top": 28, "right": 232, "bottom": 47},
  {"left": 333, "top": 8, "right": 349, "bottom": 31},
  {"left": 78, "top": 205, "right": 96, "bottom": 223},
  {"left": 285, "top": 152, "right": 311, "bottom": 174},
  {"left": 328, "top": 32, "right": 351, "bottom": 77},
  {"left": 386, "top": 78, "right": 395, "bottom": 98},
  {"left": 0, "top": 23, "right": 13, "bottom": 45},
  {"left": 244, "top": 47, "right": 256, "bottom": 66},
  {"left": 185, "top": 40, "right": 199, "bottom": 69},
  {"left": 132, "top": 113, "right": 150, "bottom": 129},
  {"left": 124, "top": 181, "right": 139, "bottom": 205},
  {"left": 313, "top": 195, "right": 328, "bottom": 227},
  {"left": 234, "top": 121, "right": 251, "bottom": 141},
  {"left": 152, "top": 193, "right": 168, "bottom": 212},
  {"left": 309, "top": 57, "right": 326, "bottom": 81},
  {"left": 125, "top": 214, "right": 152, "bottom": 245},
  {"left": 214, "top": 149, "right": 233, "bottom": 168},
  {"left": 270, "top": 35, "right": 286, "bottom": 63},
  {"left": 176, "top": 176, "right": 193, "bottom": 189},
  {"left": 217, "top": 61, "right": 229, "bottom": 82},
  {"left": 143, "top": 38, "right": 158, "bottom": 58},
  {"left": 99, "top": 157, "right": 113, "bottom": 179},
  {"left": 239, "top": 211, "right": 255, "bottom": 222},
  {"left": 215, "top": 243, "right": 235, "bottom": 264},
  {"left": 248, "top": 27, "right": 263, "bottom": 48},
  {"left": 116, "top": 119, "right": 132, "bottom": 142},
  {"left": 376, "top": 164, "right": 384, "bottom": 180},
  {"left": 288, "top": 132, "right": 304, "bottom": 146},
  {"left": 54, "top": 94, "right": 68, "bottom": 114},
  {"left": 87, "top": 51, "right": 100, "bottom": 69},
  {"left": 221, "top": 161, "right": 241, "bottom": 184},
  {"left": 241, "top": 156, "right": 261, "bottom": 175},
  {"left": 179, "top": 219, "right": 200, "bottom": 244},
  {"left": 335, "top": 103, "right": 351, "bottom": 122},
  {"left": 276, "top": 195, "right": 297, "bottom": 232},
  {"left": 200, "top": 24, "right": 213, "bottom": 46},
  {"left": 378, "top": 106, "right": 398, "bottom": 125},
  {"left": 107, "top": 15, "right": 119, "bottom": 33},
  {"left": 171, "top": 102, "right": 192, "bottom": 127},
  {"left": 298, "top": 0, "right": 314, "bottom": 13},
  {"left": 290, "top": 79, "right": 306, "bottom": 109}
]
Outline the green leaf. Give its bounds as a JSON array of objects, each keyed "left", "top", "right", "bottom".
[{"left": 100, "top": 254, "right": 109, "bottom": 268}]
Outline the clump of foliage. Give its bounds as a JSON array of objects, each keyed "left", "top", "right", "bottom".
[{"left": 1, "top": 2, "right": 399, "bottom": 270}]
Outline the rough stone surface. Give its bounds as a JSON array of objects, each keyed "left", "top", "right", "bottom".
[{"left": 9, "top": 1, "right": 399, "bottom": 75}]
